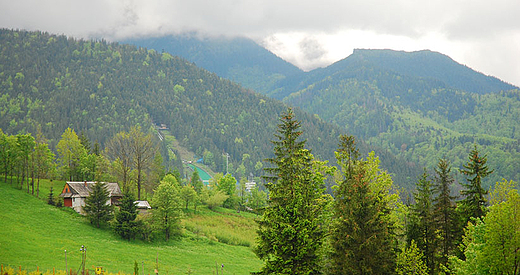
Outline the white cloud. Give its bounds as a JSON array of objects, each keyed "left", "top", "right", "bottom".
[{"left": 0, "top": 0, "right": 519, "bottom": 86}]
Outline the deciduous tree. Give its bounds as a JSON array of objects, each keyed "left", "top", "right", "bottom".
[
  {"left": 16, "top": 133, "right": 35, "bottom": 192},
  {"left": 451, "top": 183, "right": 520, "bottom": 275},
  {"left": 180, "top": 184, "right": 197, "bottom": 210},
  {"left": 105, "top": 131, "right": 133, "bottom": 191},
  {"left": 190, "top": 169, "right": 203, "bottom": 194},
  {"left": 129, "top": 126, "right": 157, "bottom": 200},
  {"left": 57, "top": 128, "right": 86, "bottom": 181},
  {"left": 217, "top": 173, "right": 237, "bottom": 208},
  {"left": 33, "top": 127, "right": 55, "bottom": 197},
  {"left": 396, "top": 240, "right": 428, "bottom": 275},
  {"left": 151, "top": 175, "right": 182, "bottom": 241}
]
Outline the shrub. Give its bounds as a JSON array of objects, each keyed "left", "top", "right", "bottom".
[{"left": 206, "top": 191, "right": 228, "bottom": 210}]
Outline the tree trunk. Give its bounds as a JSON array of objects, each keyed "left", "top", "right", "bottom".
[
  {"left": 137, "top": 163, "right": 142, "bottom": 200},
  {"left": 31, "top": 169, "right": 35, "bottom": 195},
  {"left": 20, "top": 164, "right": 24, "bottom": 190}
]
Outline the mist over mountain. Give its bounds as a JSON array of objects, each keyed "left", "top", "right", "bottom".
[{"left": 123, "top": 35, "right": 302, "bottom": 94}]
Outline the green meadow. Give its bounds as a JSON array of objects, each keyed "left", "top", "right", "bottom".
[{"left": 0, "top": 180, "right": 262, "bottom": 275}]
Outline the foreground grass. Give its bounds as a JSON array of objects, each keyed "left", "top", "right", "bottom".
[{"left": 0, "top": 181, "right": 262, "bottom": 274}]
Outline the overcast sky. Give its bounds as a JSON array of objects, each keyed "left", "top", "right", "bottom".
[{"left": 1, "top": 0, "right": 519, "bottom": 87}]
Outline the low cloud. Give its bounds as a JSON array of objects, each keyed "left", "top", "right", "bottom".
[{"left": 1, "top": 0, "right": 519, "bottom": 86}]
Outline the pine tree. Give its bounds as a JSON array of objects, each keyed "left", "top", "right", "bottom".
[
  {"left": 432, "top": 158, "right": 457, "bottom": 268},
  {"left": 409, "top": 170, "right": 436, "bottom": 274},
  {"left": 83, "top": 182, "right": 114, "bottom": 228},
  {"left": 329, "top": 135, "right": 396, "bottom": 275},
  {"left": 459, "top": 145, "right": 493, "bottom": 224},
  {"left": 114, "top": 190, "right": 138, "bottom": 240},
  {"left": 47, "top": 186, "right": 55, "bottom": 206},
  {"left": 254, "top": 108, "right": 332, "bottom": 275}
]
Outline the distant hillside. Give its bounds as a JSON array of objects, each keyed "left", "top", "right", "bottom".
[
  {"left": 122, "top": 35, "right": 302, "bottom": 94},
  {"left": 280, "top": 49, "right": 520, "bottom": 188},
  {"left": 0, "top": 29, "right": 422, "bottom": 189}
]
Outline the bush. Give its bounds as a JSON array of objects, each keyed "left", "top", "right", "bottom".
[
  {"left": 206, "top": 191, "right": 229, "bottom": 210},
  {"left": 135, "top": 214, "right": 152, "bottom": 242}
]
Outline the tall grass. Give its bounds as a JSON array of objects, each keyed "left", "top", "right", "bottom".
[{"left": 182, "top": 207, "right": 259, "bottom": 247}]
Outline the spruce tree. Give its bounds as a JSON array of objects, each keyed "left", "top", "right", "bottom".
[
  {"left": 409, "top": 170, "right": 436, "bottom": 275},
  {"left": 459, "top": 145, "right": 493, "bottom": 224},
  {"left": 114, "top": 190, "right": 138, "bottom": 240},
  {"left": 47, "top": 186, "right": 55, "bottom": 206},
  {"left": 254, "top": 108, "right": 331, "bottom": 275},
  {"left": 83, "top": 182, "right": 114, "bottom": 228},
  {"left": 329, "top": 135, "right": 396, "bottom": 275},
  {"left": 432, "top": 158, "right": 457, "bottom": 268}
]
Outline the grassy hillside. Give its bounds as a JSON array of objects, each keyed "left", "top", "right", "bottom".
[{"left": 0, "top": 180, "right": 262, "bottom": 274}]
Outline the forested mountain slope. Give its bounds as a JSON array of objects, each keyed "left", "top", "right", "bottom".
[
  {"left": 280, "top": 50, "right": 520, "bottom": 188},
  {"left": 123, "top": 35, "right": 302, "bottom": 94},
  {"left": 0, "top": 29, "right": 422, "bottom": 189}
]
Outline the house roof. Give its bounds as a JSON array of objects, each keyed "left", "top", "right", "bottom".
[
  {"left": 60, "top": 182, "right": 122, "bottom": 198},
  {"left": 134, "top": 200, "right": 152, "bottom": 209}
]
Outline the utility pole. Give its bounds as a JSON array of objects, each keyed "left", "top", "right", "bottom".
[
  {"left": 65, "top": 250, "right": 67, "bottom": 273},
  {"left": 155, "top": 252, "right": 158, "bottom": 275},
  {"left": 224, "top": 153, "right": 229, "bottom": 175},
  {"left": 80, "top": 245, "right": 86, "bottom": 275}
]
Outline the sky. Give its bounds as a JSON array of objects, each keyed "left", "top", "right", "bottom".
[{"left": 1, "top": 0, "right": 519, "bottom": 87}]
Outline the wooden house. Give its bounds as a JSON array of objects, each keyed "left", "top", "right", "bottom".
[{"left": 60, "top": 181, "right": 123, "bottom": 214}]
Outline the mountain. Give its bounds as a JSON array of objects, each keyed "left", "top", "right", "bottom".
[
  {"left": 329, "top": 49, "right": 516, "bottom": 94},
  {"left": 279, "top": 49, "right": 520, "bottom": 188},
  {"left": 0, "top": 29, "right": 422, "bottom": 190},
  {"left": 271, "top": 49, "right": 517, "bottom": 99},
  {"left": 122, "top": 35, "right": 302, "bottom": 94},
  {"left": 88, "top": 32, "right": 520, "bottom": 188}
]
